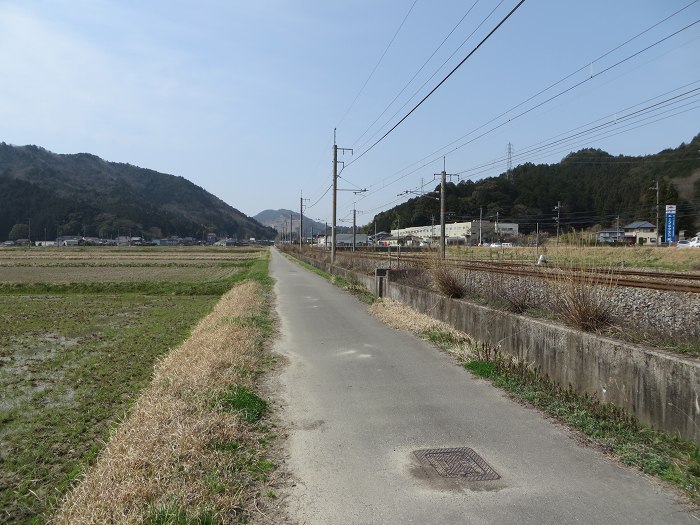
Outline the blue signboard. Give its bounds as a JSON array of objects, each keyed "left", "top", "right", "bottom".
[{"left": 665, "top": 205, "right": 676, "bottom": 243}]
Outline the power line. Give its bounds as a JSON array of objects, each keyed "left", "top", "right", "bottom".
[
  {"left": 346, "top": 0, "right": 527, "bottom": 168},
  {"left": 355, "top": 0, "right": 506, "bottom": 153},
  {"left": 350, "top": 0, "right": 483, "bottom": 149},
  {"left": 355, "top": 4, "right": 700, "bottom": 197},
  {"left": 306, "top": 183, "right": 333, "bottom": 210},
  {"left": 335, "top": 0, "right": 419, "bottom": 129}
]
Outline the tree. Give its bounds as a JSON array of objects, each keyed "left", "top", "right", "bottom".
[{"left": 8, "top": 223, "right": 29, "bottom": 240}]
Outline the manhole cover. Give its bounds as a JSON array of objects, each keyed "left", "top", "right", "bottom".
[{"left": 413, "top": 447, "right": 500, "bottom": 481}]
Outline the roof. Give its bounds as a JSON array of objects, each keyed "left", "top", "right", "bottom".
[{"left": 624, "top": 221, "right": 655, "bottom": 229}]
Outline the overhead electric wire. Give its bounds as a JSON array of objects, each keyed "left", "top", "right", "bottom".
[
  {"left": 345, "top": 0, "right": 527, "bottom": 169},
  {"left": 346, "top": 21, "right": 700, "bottom": 210},
  {"left": 350, "top": 0, "right": 483, "bottom": 149},
  {"left": 338, "top": 87, "right": 700, "bottom": 219},
  {"left": 354, "top": 0, "right": 507, "bottom": 153},
  {"left": 455, "top": 86, "right": 700, "bottom": 176},
  {"left": 305, "top": 183, "right": 333, "bottom": 211},
  {"left": 334, "top": 3, "right": 700, "bottom": 225},
  {"left": 335, "top": 0, "right": 419, "bottom": 129},
  {"left": 355, "top": 2, "right": 699, "bottom": 197}
]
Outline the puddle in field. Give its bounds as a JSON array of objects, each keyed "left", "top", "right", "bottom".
[{"left": 0, "top": 333, "right": 80, "bottom": 412}]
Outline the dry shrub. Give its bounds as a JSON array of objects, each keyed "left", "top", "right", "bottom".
[
  {"left": 50, "top": 281, "right": 268, "bottom": 525},
  {"left": 429, "top": 256, "right": 467, "bottom": 298},
  {"left": 549, "top": 265, "right": 617, "bottom": 332},
  {"left": 488, "top": 272, "right": 542, "bottom": 314}
]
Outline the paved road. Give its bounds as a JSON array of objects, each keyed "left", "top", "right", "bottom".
[{"left": 270, "top": 249, "right": 695, "bottom": 525}]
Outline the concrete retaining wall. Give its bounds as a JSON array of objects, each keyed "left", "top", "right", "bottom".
[{"left": 290, "top": 251, "right": 700, "bottom": 443}]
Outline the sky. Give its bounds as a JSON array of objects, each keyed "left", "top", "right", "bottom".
[{"left": 1, "top": 0, "right": 698, "bottom": 227}]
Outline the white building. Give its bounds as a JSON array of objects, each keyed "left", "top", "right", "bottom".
[{"left": 391, "top": 220, "right": 518, "bottom": 244}]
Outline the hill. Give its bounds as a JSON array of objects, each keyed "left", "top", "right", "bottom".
[
  {"left": 254, "top": 209, "right": 351, "bottom": 238},
  {"left": 0, "top": 144, "right": 277, "bottom": 242},
  {"left": 367, "top": 135, "right": 700, "bottom": 237}
]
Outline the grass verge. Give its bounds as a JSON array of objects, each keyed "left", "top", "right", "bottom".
[
  {"left": 281, "top": 251, "right": 377, "bottom": 304},
  {"left": 464, "top": 347, "right": 700, "bottom": 502}
]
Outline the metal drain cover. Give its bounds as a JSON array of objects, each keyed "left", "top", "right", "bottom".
[{"left": 413, "top": 447, "right": 500, "bottom": 481}]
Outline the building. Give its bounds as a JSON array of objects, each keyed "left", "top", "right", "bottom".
[
  {"left": 623, "top": 221, "right": 657, "bottom": 244},
  {"left": 391, "top": 220, "right": 518, "bottom": 245},
  {"left": 315, "top": 233, "right": 369, "bottom": 248},
  {"left": 598, "top": 229, "right": 625, "bottom": 243}
]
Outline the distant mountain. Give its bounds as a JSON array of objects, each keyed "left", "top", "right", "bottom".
[
  {"left": 254, "top": 209, "right": 351, "bottom": 238},
  {"left": 0, "top": 144, "right": 277, "bottom": 241},
  {"left": 367, "top": 135, "right": 700, "bottom": 236}
]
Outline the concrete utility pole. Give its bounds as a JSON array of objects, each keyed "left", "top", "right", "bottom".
[
  {"left": 331, "top": 130, "right": 354, "bottom": 264},
  {"left": 441, "top": 171, "right": 445, "bottom": 257},
  {"left": 352, "top": 205, "right": 357, "bottom": 252},
  {"left": 300, "top": 193, "right": 309, "bottom": 249},
  {"left": 651, "top": 180, "right": 659, "bottom": 246},
  {"left": 330, "top": 130, "right": 364, "bottom": 262},
  {"left": 479, "top": 207, "right": 483, "bottom": 246},
  {"left": 495, "top": 211, "right": 499, "bottom": 242},
  {"left": 434, "top": 161, "right": 458, "bottom": 259},
  {"left": 554, "top": 201, "right": 561, "bottom": 246}
]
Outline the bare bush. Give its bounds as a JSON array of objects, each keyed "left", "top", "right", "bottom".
[
  {"left": 487, "top": 272, "right": 543, "bottom": 314},
  {"left": 549, "top": 265, "right": 617, "bottom": 332},
  {"left": 429, "top": 257, "right": 467, "bottom": 298}
]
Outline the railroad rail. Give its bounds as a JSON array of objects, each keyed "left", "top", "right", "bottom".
[{"left": 331, "top": 250, "right": 700, "bottom": 294}]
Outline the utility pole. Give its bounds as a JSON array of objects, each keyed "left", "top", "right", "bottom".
[
  {"left": 554, "top": 201, "right": 561, "bottom": 246},
  {"left": 435, "top": 160, "right": 458, "bottom": 259},
  {"left": 325, "top": 220, "right": 328, "bottom": 250},
  {"left": 290, "top": 212, "right": 294, "bottom": 244},
  {"left": 495, "top": 211, "right": 499, "bottom": 243},
  {"left": 651, "top": 180, "right": 659, "bottom": 246},
  {"left": 479, "top": 207, "right": 482, "bottom": 246},
  {"left": 300, "top": 192, "right": 309, "bottom": 249},
  {"left": 352, "top": 205, "right": 357, "bottom": 251},
  {"left": 331, "top": 129, "right": 353, "bottom": 264},
  {"left": 441, "top": 172, "right": 445, "bottom": 257}
]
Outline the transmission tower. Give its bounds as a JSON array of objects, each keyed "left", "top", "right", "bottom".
[{"left": 506, "top": 142, "right": 513, "bottom": 180}]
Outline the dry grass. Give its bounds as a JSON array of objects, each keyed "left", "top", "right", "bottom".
[
  {"left": 449, "top": 244, "right": 700, "bottom": 271},
  {"left": 368, "top": 297, "right": 473, "bottom": 362},
  {"left": 50, "top": 280, "right": 270, "bottom": 524},
  {"left": 428, "top": 256, "right": 467, "bottom": 298},
  {"left": 549, "top": 265, "right": 617, "bottom": 332}
]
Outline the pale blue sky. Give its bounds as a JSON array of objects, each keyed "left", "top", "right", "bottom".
[{"left": 1, "top": 1, "right": 698, "bottom": 226}]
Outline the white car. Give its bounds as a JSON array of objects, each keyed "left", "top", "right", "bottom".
[{"left": 677, "top": 237, "right": 700, "bottom": 248}]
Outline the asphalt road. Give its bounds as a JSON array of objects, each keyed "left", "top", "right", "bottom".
[{"left": 270, "top": 249, "right": 696, "bottom": 525}]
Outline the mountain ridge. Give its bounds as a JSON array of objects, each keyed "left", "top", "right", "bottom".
[
  {"left": 0, "top": 143, "right": 276, "bottom": 241},
  {"left": 366, "top": 135, "right": 700, "bottom": 236}
]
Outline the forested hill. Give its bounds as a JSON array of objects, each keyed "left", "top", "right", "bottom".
[
  {"left": 0, "top": 144, "right": 277, "bottom": 241},
  {"left": 368, "top": 135, "right": 700, "bottom": 236}
]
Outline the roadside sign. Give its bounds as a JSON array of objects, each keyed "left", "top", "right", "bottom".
[{"left": 665, "top": 204, "right": 676, "bottom": 243}]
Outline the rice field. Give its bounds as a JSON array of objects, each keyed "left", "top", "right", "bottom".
[{"left": 0, "top": 246, "right": 271, "bottom": 525}]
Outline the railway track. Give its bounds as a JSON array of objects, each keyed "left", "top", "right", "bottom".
[{"left": 334, "top": 251, "right": 700, "bottom": 294}]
